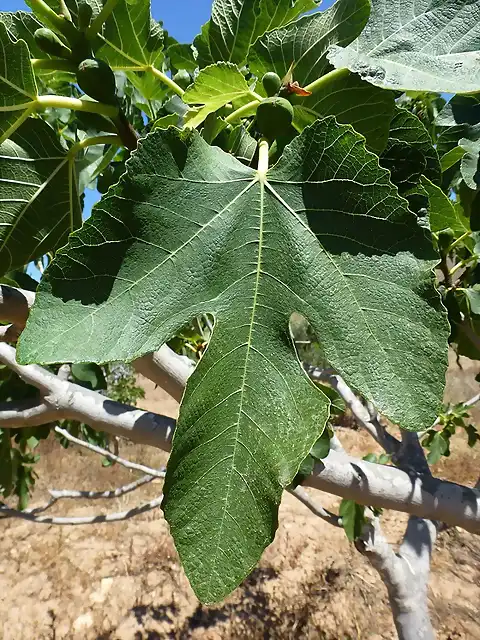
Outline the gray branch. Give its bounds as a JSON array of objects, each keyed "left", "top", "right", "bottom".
[
  {"left": 0, "top": 332, "right": 479, "bottom": 533},
  {"left": 0, "top": 343, "right": 175, "bottom": 450},
  {"left": 357, "top": 515, "right": 437, "bottom": 640},
  {"left": 288, "top": 485, "right": 341, "bottom": 527},
  {"left": 48, "top": 475, "right": 156, "bottom": 501},
  {"left": 133, "top": 345, "right": 194, "bottom": 401},
  {"left": 305, "top": 450, "right": 480, "bottom": 534}
]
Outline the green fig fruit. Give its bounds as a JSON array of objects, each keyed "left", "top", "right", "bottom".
[
  {"left": 262, "top": 72, "right": 282, "bottom": 97},
  {"left": 77, "top": 2, "right": 93, "bottom": 31},
  {"left": 76, "top": 58, "right": 117, "bottom": 105},
  {"left": 256, "top": 97, "right": 294, "bottom": 140},
  {"left": 34, "top": 28, "right": 72, "bottom": 59},
  {"left": 173, "top": 69, "right": 192, "bottom": 90}
]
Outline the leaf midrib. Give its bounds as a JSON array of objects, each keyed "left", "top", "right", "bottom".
[{"left": 206, "top": 175, "right": 265, "bottom": 595}]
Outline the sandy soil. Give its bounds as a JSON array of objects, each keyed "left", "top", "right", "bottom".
[{"left": 0, "top": 361, "right": 479, "bottom": 640}]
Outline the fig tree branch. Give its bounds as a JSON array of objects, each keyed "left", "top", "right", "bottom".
[{"left": 0, "top": 343, "right": 175, "bottom": 450}]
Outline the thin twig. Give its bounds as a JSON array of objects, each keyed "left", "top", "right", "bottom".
[
  {"left": 0, "top": 495, "right": 163, "bottom": 525},
  {"left": 49, "top": 474, "right": 159, "bottom": 501},
  {"left": 306, "top": 365, "right": 400, "bottom": 455},
  {"left": 289, "top": 485, "right": 342, "bottom": 527},
  {"left": 54, "top": 426, "right": 165, "bottom": 478}
]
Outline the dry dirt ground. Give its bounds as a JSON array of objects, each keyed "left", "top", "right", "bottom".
[{"left": 1, "top": 354, "right": 480, "bottom": 639}]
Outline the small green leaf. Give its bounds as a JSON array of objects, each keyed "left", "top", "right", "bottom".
[
  {"left": 328, "top": 0, "right": 480, "bottom": 93},
  {"left": 422, "top": 176, "right": 470, "bottom": 238},
  {"left": 167, "top": 43, "right": 197, "bottom": 73},
  {"left": 339, "top": 499, "right": 366, "bottom": 541},
  {"left": 459, "top": 138, "right": 480, "bottom": 190},
  {"left": 424, "top": 431, "right": 449, "bottom": 465},
  {"left": 229, "top": 125, "right": 257, "bottom": 163},
  {"left": 465, "top": 286, "right": 480, "bottom": 316},
  {"left": 71, "top": 362, "right": 107, "bottom": 390},
  {"left": 465, "top": 424, "right": 479, "bottom": 448},
  {"left": 183, "top": 62, "right": 252, "bottom": 129},
  {"left": 379, "top": 107, "right": 440, "bottom": 194},
  {"left": 440, "top": 147, "right": 466, "bottom": 173},
  {"left": 152, "top": 114, "right": 180, "bottom": 130},
  {"left": 310, "top": 428, "right": 331, "bottom": 460},
  {"left": 0, "top": 118, "right": 82, "bottom": 275}
]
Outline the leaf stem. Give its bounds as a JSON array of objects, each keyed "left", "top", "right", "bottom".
[
  {"left": 448, "top": 230, "right": 471, "bottom": 252},
  {"left": 58, "top": 0, "right": 72, "bottom": 21},
  {"left": 149, "top": 65, "right": 185, "bottom": 97},
  {"left": 249, "top": 90, "right": 264, "bottom": 102},
  {"left": 36, "top": 95, "right": 119, "bottom": 117},
  {"left": 85, "top": 0, "right": 119, "bottom": 40},
  {"left": 257, "top": 138, "right": 269, "bottom": 177},
  {"left": 303, "top": 67, "right": 349, "bottom": 95},
  {"left": 31, "top": 58, "right": 77, "bottom": 73},
  {"left": 449, "top": 256, "right": 476, "bottom": 276},
  {"left": 225, "top": 99, "right": 260, "bottom": 124},
  {"left": 68, "top": 134, "right": 122, "bottom": 157}
]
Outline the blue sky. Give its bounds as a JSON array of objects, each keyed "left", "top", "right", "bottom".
[
  {"left": 2, "top": 1, "right": 334, "bottom": 41},
  {"left": 4, "top": 0, "right": 214, "bottom": 41}
]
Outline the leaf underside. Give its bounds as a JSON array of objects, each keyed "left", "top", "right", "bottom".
[
  {"left": 19, "top": 121, "right": 449, "bottom": 602},
  {"left": 328, "top": 0, "right": 480, "bottom": 94}
]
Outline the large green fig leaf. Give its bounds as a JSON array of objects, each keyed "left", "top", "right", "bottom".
[
  {"left": 194, "top": 0, "right": 319, "bottom": 67},
  {"left": 328, "top": 0, "right": 480, "bottom": 94},
  {"left": 19, "top": 121, "right": 448, "bottom": 601},
  {"left": 0, "top": 22, "right": 37, "bottom": 143},
  {"left": 0, "top": 118, "right": 81, "bottom": 274},
  {"left": 98, "top": 0, "right": 164, "bottom": 70},
  {"left": 249, "top": 0, "right": 369, "bottom": 85},
  {"left": 248, "top": 0, "right": 394, "bottom": 152}
]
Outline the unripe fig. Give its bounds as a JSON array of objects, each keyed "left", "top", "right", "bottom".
[
  {"left": 77, "top": 2, "right": 93, "bottom": 31},
  {"left": 256, "top": 97, "right": 294, "bottom": 140},
  {"left": 262, "top": 72, "right": 282, "bottom": 97},
  {"left": 173, "top": 69, "right": 192, "bottom": 90},
  {"left": 76, "top": 58, "right": 117, "bottom": 105},
  {"left": 34, "top": 28, "right": 72, "bottom": 59}
]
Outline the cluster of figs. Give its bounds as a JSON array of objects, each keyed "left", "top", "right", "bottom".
[
  {"left": 34, "top": 3, "right": 118, "bottom": 106},
  {"left": 33, "top": 4, "right": 296, "bottom": 143}
]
